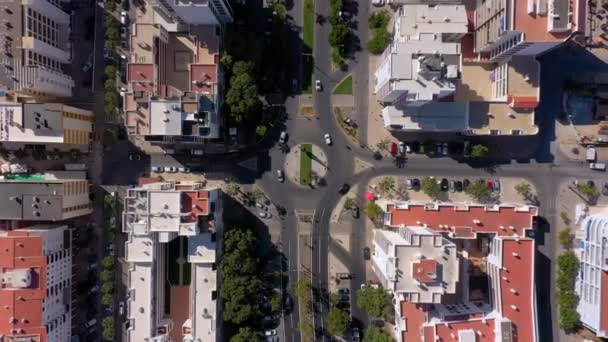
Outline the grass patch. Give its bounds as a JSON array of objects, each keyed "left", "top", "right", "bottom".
[
  {"left": 303, "top": 0, "right": 314, "bottom": 51},
  {"left": 333, "top": 75, "right": 353, "bottom": 95},
  {"left": 300, "top": 106, "right": 315, "bottom": 117},
  {"left": 300, "top": 144, "right": 312, "bottom": 186},
  {"left": 334, "top": 107, "right": 358, "bottom": 140},
  {"left": 302, "top": 0, "right": 314, "bottom": 93}
]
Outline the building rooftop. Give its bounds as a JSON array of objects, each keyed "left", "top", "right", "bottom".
[
  {"left": 396, "top": 4, "right": 468, "bottom": 39},
  {"left": 382, "top": 102, "right": 469, "bottom": 131},
  {"left": 149, "top": 100, "right": 183, "bottom": 135},
  {"left": 128, "top": 64, "right": 156, "bottom": 93},
  {"left": 383, "top": 202, "right": 537, "bottom": 237},
  {"left": 468, "top": 102, "right": 537, "bottom": 135}
]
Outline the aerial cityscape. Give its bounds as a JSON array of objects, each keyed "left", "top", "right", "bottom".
[{"left": 0, "top": 0, "right": 607, "bottom": 341}]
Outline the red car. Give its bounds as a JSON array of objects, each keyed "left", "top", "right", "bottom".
[
  {"left": 390, "top": 142, "right": 398, "bottom": 156},
  {"left": 486, "top": 181, "right": 493, "bottom": 190}
]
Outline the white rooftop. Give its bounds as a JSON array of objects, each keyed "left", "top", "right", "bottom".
[
  {"left": 188, "top": 233, "right": 216, "bottom": 264},
  {"left": 127, "top": 262, "right": 154, "bottom": 341},
  {"left": 126, "top": 235, "right": 155, "bottom": 263},
  {"left": 149, "top": 100, "right": 183, "bottom": 135},
  {"left": 148, "top": 191, "right": 182, "bottom": 232},
  {"left": 192, "top": 263, "right": 217, "bottom": 340},
  {"left": 396, "top": 4, "right": 468, "bottom": 40}
]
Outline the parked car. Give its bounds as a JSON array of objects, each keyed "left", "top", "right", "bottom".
[
  {"left": 411, "top": 141, "right": 420, "bottom": 153},
  {"left": 258, "top": 212, "right": 272, "bottom": 219},
  {"left": 440, "top": 178, "right": 449, "bottom": 191},
  {"left": 315, "top": 80, "right": 322, "bottom": 91},
  {"left": 277, "top": 170, "right": 285, "bottom": 182},
  {"left": 82, "top": 54, "right": 93, "bottom": 72},
  {"left": 129, "top": 154, "right": 141, "bottom": 161},
  {"left": 338, "top": 288, "right": 350, "bottom": 295},
  {"left": 352, "top": 206, "right": 360, "bottom": 219},
  {"left": 463, "top": 179, "right": 470, "bottom": 189},
  {"left": 372, "top": 0, "right": 384, "bottom": 6},
  {"left": 412, "top": 178, "right": 420, "bottom": 191},
  {"left": 118, "top": 302, "right": 125, "bottom": 316},
  {"left": 449, "top": 180, "right": 456, "bottom": 192},
  {"left": 177, "top": 167, "right": 190, "bottom": 172},
  {"left": 353, "top": 327, "right": 360, "bottom": 341},
  {"left": 339, "top": 183, "right": 351, "bottom": 194},
  {"left": 435, "top": 143, "right": 442, "bottom": 155},
  {"left": 455, "top": 181, "right": 463, "bottom": 192},
  {"left": 390, "top": 142, "right": 398, "bottom": 156},
  {"left": 603, "top": 183, "right": 608, "bottom": 196},
  {"left": 264, "top": 330, "right": 277, "bottom": 336},
  {"left": 406, "top": 179, "right": 413, "bottom": 190},
  {"left": 486, "top": 181, "right": 493, "bottom": 191},
  {"left": 398, "top": 141, "right": 405, "bottom": 156},
  {"left": 493, "top": 180, "right": 501, "bottom": 193},
  {"left": 279, "top": 131, "right": 288, "bottom": 144},
  {"left": 120, "top": 11, "right": 128, "bottom": 24},
  {"left": 292, "top": 79, "right": 298, "bottom": 92},
  {"left": 337, "top": 301, "right": 350, "bottom": 309},
  {"left": 406, "top": 144, "right": 412, "bottom": 154},
  {"left": 324, "top": 133, "right": 332, "bottom": 145},
  {"left": 363, "top": 247, "right": 371, "bottom": 260},
  {"left": 442, "top": 142, "right": 449, "bottom": 155}
]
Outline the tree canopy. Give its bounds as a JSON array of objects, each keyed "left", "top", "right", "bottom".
[
  {"left": 365, "top": 202, "right": 383, "bottom": 220},
  {"left": 465, "top": 179, "right": 492, "bottom": 202},
  {"left": 230, "top": 327, "right": 261, "bottom": 342},
  {"left": 421, "top": 176, "right": 440, "bottom": 199},
  {"left": 327, "top": 307, "right": 350, "bottom": 336},
  {"left": 363, "top": 326, "right": 393, "bottom": 342},
  {"left": 356, "top": 287, "right": 392, "bottom": 319},
  {"left": 470, "top": 144, "right": 489, "bottom": 158}
]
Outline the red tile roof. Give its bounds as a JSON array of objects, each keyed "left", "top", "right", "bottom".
[
  {"left": 386, "top": 204, "right": 537, "bottom": 237},
  {"left": 128, "top": 63, "right": 155, "bottom": 93},
  {"left": 0, "top": 231, "right": 47, "bottom": 342},
  {"left": 508, "top": 95, "right": 539, "bottom": 109},
  {"left": 500, "top": 239, "right": 536, "bottom": 342},
  {"left": 190, "top": 65, "right": 217, "bottom": 93},
  {"left": 181, "top": 191, "right": 209, "bottom": 223},
  {"left": 401, "top": 301, "right": 427, "bottom": 341},
  {"left": 601, "top": 271, "right": 608, "bottom": 333},
  {"left": 413, "top": 259, "right": 439, "bottom": 284}
]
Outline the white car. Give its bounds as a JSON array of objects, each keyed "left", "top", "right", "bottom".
[
  {"left": 279, "top": 131, "right": 287, "bottom": 144},
  {"left": 315, "top": 80, "right": 322, "bottom": 91},
  {"left": 277, "top": 170, "right": 285, "bottom": 182},
  {"left": 120, "top": 11, "right": 128, "bottom": 25},
  {"left": 118, "top": 302, "right": 125, "bottom": 316},
  {"left": 264, "top": 330, "right": 277, "bottom": 337},
  {"left": 128, "top": 154, "right": 141, "bottom": 161},
  {"left": 442, "top": 142, "right": 449, "bottom": 155},
  {"left": 372, "top": 0, "right": 384, "bottom": 6},
  {"left": 324, "top": 133, "right": 332, "bottom": 145},
  {"left": 259, "top": 211, "right": 272, "bottom": 219}
]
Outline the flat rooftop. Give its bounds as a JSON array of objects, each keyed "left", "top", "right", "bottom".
[
  {"left": 455, "top": 63, "right": 493, "bottom": 101},
  {"left": 396, "top": 4, "right": 468, "bottom": 39},
  {"left": 383, "top": 102, "right": 469, "bottom": 131},
  {"left": 468, "top": 102, "right": 537, "bottom": 135}
]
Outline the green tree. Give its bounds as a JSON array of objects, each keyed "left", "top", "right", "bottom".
[
  {"left": 344, "top": 197, "right": 356, "bottom": 210},
  {"left": 559, "top": 228, "right": 573, "bottom": 248},
  {"left": 105, "top": 65, "right": 117, "bottom": 77},
  {"left": 220, "top": 228, "right": 259, "bottom": 276},
  {"left": 255, "top": 125, "right": 267, "bottom": 138},
  {"left": 327, "top": 307, "right": 350, "bottom": 336},
  {"left": 105, "top": 0, "right": 116, "bottom": 11},
  {"left": 560, "top": 212, "right": 571, "bottom": 225},
  {"left": 101, "top": 293, "right": 113, "bottom": 306},
  {"left": 421, "top": 176, "right": 440, "bottom": 199},
  {"left": 368, "top": 11, "right": 390, "bottom": 29},
  {"left": 329, "top": 23, "right": 349, "bottom": 47},
  {"left": 295, "top": 279, "right": 312, "bottom": 299},
  {"left": 356, "top": 287, "right": 392, "bottom": 319},
  {"left": 365, "top": 202, "right": 383, "bottom": 220},
  {"left": 272, "top": 0, "right": 287, "bottom": 19},
  {"left": 270, "top": 293, "right": 283, "bottom": 314},
  {"left": 377, "top": 177, "right": 396, "bottom": 196},
  {"left": 104, "top": 194, "right": 116, "bottom": 207},
  {"left": 102, "top": 317, "right": 115, "bottom": 341},
  {"left": 224, "top": 182, "right": 241, "bottom": 197},
  {"left": 364, "top": 326, "right": 393, "bottom": 342},
  {"left": 558, "top": 290, "right": 580, "bottom": 330},
  {"left": 100, "top": 270, "right": 113, "bottom": 282},
  {"left": 557, "top": 251, "right": 579, "bottom": 291},
  {"left": 367, "top": 29, "right": 390, "bottom": 54},
  {"left": 577, "top": 182, "right": 598, "bottom": 199},
  {"left": 376, "top": 139, "right": 390, "bottom": 151},
  {"left": 221, "top": 276, "right": 262, "bottom": 324},
  {"left": 102, "top": 255, "right": 116, "bottom": 268},
  {"left": 299, "top": 320, "right": 314, "bottom": 340},
  {"left": 470, "top": 144, "right": 489, "bottom": 158},
  {"left": 465, "top": 179, "right": 492, "bottom": 202},
  {"left": 231, "top": 327, "right": 261, "bottom": 342},
  {"left": 226, "top": 72, "right": 261, "bottom": 123},
  {"left": 514, "top": 182, "right": 531, "bottom": 197},
  {"left": 102, "top": 282, "right": 114, "bottom": 294}
]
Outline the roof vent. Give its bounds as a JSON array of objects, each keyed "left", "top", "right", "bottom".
[
  {"left": 473, "top": 219, "right": 481, "bottom": 224},
  {"left": 510, "top": 288, "right": 518, "bottom": 294},
  {"left": 512, "top": 252, "right": 519, "bottom": 258},
  {"left": 510, "top": 304, "right": 518, "bottom": 311},
  {"left": 443, "top": 17, "right": 450, "bottom": 22}
]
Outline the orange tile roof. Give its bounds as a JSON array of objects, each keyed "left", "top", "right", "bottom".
[
  {"left": 190, "top": 65, "right": 217, "bottom": 93},
  {"left": 386, "top": 204, "right": 537, "bottom": 238},
  {"left": 401, "top": 301, "right": 428, "bottom": 341},
  {"left": 507, "top": 95, "right": 539, "bottom": 109},
  {"left": 181, "top": 191, "right": 209, "bottom": 223},
  {"left": 500, "top": 239, "right": 536, "bottom": 342},
  {"left": 413, "top": 259, "right": 438, "bottom": 284},
  {"left": 128, "top": 64, "right": 155, "bottom": 93},
  {"left": 0, "top": 232, "right": 47, "bottom": 342},
  {"left": 601, "top": 271, "right": 608, "bottom": 333}
]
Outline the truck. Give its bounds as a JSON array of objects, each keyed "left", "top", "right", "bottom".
[
  {"left": 589, "top": 163, "right": 606, "bottom": 171},
  {"left": 586, "top": 145, "right": 597, "bottom": 162}
]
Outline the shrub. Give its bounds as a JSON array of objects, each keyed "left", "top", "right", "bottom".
[{"left": 559, "top": 228, "right": 573, "bottom": 248}]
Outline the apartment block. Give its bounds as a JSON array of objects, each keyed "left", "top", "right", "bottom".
[
  {"left": 0, "top": 224, "right": 72, "bottom": 342},
  {"left": 376, "top": 0, "right": 586, "bottom": 135},
  {"left": 0, "top": 101, "right": 93, "bottom": 149},
  {"left": 124, "top": 0, "right": 224, "bottom": 151},
  {"left": 372, "top": 200, "right": 538, "bottom": 342},
  {"left": 0, "top": 0, "right": 75, "bottom": 98},
  {"left": 575, "top": 206, "right": 608, "bottom": 338},
  {"left": 151, "top": 0, "right": 233, "bottom": 29},
  {"left": 0, "top": 171, "right": 92, "bottom": 223},
  {"left": 123, "top": 180, "right": 222, "bottom": 342}
]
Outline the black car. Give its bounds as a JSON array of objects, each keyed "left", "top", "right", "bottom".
[
  {"left": 337, "top": 301, "right": 350, "bottom": 309},
  {"left": 371, "top": 320, "right": 385, "bottom": 328},
  {"left": 455, "top": 181, "right": 463, "bottom": 192},
  {"left": 603, "top": 183, "right": 608, "bottom": 196},
  {"left": 352, "top": 206, "right": 360, "bottom": 219},
  {"left": 339, "top": 183, "right": 351, "bottom": 195},
  {"left": 463, "top": 179, "right": 470, "bottom": 189},
  {"left": 338, "top": 288, "right": 350, "bottom": 295},
  {"left": 412, "top": 178, "right": 420, "bottom": 191},
  {"left": 411, "top": 141, "right": 420, "bottom": 153},
  {"left": 363, "top": 247, "right": 371, "bottom": 260},
  {"left": 440, "top": 178, "right": 449, "bottom": 191}
]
